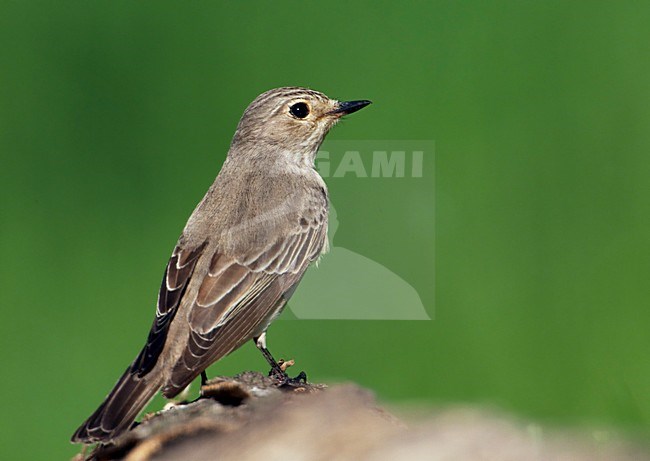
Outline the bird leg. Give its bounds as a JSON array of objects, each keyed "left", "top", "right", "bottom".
[
  {"left": 201, "top": 371, "right": 209, "bottom": 386},
  {"left": 258, "top": 344, "right": 287, "bottom": 380},
  {"left": 253, "top": 334, "right": 308, "bottom": 386}
]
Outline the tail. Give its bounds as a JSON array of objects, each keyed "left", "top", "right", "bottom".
[{"left": 71, "top": 362, "right": 163, "bottom": 444}]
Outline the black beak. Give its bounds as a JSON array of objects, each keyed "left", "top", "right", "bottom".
[{"left": 330, "top": 99, "right": 372, "bottom": 115}]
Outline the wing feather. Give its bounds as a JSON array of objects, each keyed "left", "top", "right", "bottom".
[
  {"left": 162, "top": 220, "right": 326, "bottom": 397},
  {"left": 133, "top": 241, "right": 206, "bottom": 377}
]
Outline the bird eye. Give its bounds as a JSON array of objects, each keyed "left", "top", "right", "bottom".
[{"left": 289, "top": 102, "right": 310, "bottom": 119}]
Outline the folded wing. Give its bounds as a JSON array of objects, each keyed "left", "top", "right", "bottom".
[{"left": 163, "top": 221, "right": 326, "bottom": 397}]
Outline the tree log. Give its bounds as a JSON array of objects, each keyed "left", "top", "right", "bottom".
[{"left": 75, "top": 372, "right": 649, "bottom": 461}]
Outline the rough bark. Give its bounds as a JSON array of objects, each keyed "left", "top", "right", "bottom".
[{"left": 74, "top": 372, "right": 649, "bottom": 461}]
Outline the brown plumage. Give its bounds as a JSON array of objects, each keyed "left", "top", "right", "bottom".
[{"left": 71, "top": 87, "right": 371, "bottom": 444}]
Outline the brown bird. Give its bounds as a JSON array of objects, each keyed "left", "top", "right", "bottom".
[{"left": 71, "top": 87, "right": 371, "bottom": 444}]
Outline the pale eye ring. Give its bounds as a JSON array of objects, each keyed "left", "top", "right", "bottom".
[{"left": 289, "top": 102, "right": 310, "bottom": 119}]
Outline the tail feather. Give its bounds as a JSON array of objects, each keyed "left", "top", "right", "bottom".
[{"left": 71, "top": 363, "right": 162, "bottom": 444}]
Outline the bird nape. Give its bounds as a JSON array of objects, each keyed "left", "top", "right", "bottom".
[{"left": 71, "top": 87, "right": 371, "bottom": 444}]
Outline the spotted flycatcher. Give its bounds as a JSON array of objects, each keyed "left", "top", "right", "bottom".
[{"left": 71, "top": 87, "right": 371, "bottom": 443}]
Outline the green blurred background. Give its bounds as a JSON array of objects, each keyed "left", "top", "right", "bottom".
[{"left": 2, "top": 1, "right": 650, "bottom": 459}]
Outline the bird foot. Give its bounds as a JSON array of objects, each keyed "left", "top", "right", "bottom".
[
  {"left": 274, "top": 370, "right": 308, "bottom": 388},
  {"left": 268, "top": 359, "right": 308, "bottom": 387}
]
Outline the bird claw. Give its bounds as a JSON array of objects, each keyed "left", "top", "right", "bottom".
[
  {"left": 268, "top": 368, "right": 308, "bottom": 387},
  {"left": 279, "top": 371, "right": 309, "bottom": 388}
]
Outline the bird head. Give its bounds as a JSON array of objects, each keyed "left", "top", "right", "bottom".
[{"left": 230, "top": 87, "right": 371, "bottom": 167}]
